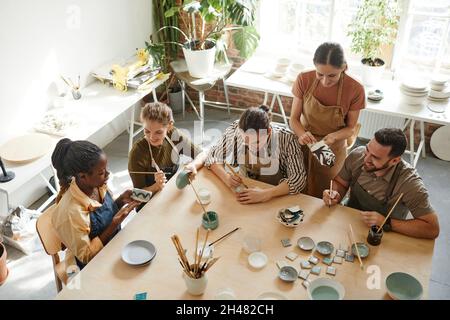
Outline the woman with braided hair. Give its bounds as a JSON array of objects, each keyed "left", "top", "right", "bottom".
[{"left": 50, "top": 138, "right": 139, "bottom": 270}]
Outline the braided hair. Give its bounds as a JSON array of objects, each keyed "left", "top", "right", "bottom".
[{"left": 51, "top": 138, "right": 104, "bottom": 203}]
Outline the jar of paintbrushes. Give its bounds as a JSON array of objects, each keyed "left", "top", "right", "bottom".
[{"left": 61, "top": 75, "right": 82, "bottom": 100}]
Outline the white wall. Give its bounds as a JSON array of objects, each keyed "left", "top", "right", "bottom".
[{"left": 0, "top": 0, "right": 154, "bottom": 213}]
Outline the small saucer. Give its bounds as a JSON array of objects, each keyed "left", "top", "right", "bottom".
[
  {"left": 316, "top": 241, "right": 334, "bottom": 255},
  {"left": 351, "top": 242, "right": 370, "bottom": 258},
  {"left": 297, "top": 237, "right": 315, "bottom": 251},
  {"left": 278, "top": 266, "right": 298, "bottom": 282},
  {"left": 248, "top": 252, "right": 268, "bottom": 269}
]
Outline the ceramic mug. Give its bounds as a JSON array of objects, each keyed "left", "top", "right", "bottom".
[
  {"left": 202, "top": 211, "right": 219, "bottom": 230},
  {"left": 308, "top": 140, "right": 336, "bottom": 167},
  {"left": 184, "top": 273, "right": 208, "bottom": 295}
]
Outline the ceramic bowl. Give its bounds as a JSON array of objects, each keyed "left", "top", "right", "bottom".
[
  {"left": 316, "top": 241, "right": 334, "bottom": 255},
  {"left": 176, "top": 170, "right": 190, "bottom": 189},
  {"left": 430, "top": 83, "right": 447, "bottom": 91},
  {"left": 276, "top": 58, "right": 291, "bottom": 66},
  {"left": 248, "top": 251, "right": 268, "bottom": 269},
  {"left": 121, "top": 240, "right": 156, "bottom": 266},
  {"left": 351, "top": 242, "right": 370, "bottom": 258},
  {"left": 307, "top": 278, "right": 345, "bottom": 300},
  {"left": 386, "top": 272, "right": 423, "bottom": 300},
  {"left": 297, "top": 237, "right": 315, "bottom": 251},
  {"left": 276, "top": 209, "right": 302, "bottom": 227},
  {"left": 429, "top": 88, "right": 450, "bottom": 99},
  {"left": 256, "top": 291, "right": 288, "bottom": 300},
  {"left": 278, "top": 266, "right": 298, "bottom": 282},
  {"left": 131, "top": 188, "right": 152, "bottom": 203}
]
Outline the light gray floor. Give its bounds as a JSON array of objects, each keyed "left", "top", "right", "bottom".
[{"left": 1, "top": 108, "right": 449, "bottom": 299}]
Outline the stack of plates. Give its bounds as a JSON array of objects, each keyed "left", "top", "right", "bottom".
[
  {"left": 268, "top": 58, "right": 291, "bottom": 78},
  {"left": 428, "top": 76, "right": 449, "bottom": 103},
  {"left": 400, "top": 80, "right": 428, "bottom": 106}
]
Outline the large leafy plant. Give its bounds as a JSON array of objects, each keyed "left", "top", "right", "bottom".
[
  {"left": 151, "top": 0, "right": 260, "bottom": 63},
  {"left": 347, "top": 0, "right": 400, "bottom": 66}
]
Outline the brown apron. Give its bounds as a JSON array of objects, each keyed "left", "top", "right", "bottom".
[{"left": 300, "top": 73, "right": 347, "bottom": 198}]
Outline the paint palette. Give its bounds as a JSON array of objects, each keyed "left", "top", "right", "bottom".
[{"left": 131, "top": 188, "right": 152, "bottom": 203}]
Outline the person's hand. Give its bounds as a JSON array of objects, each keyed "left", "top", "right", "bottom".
[
  {"left": 154, "top": 171, "right": 167, "bottom": 192},
  {"left": 360, "top": 211, "right": 385, "bottom": 228},
  {"left": 236, "top": 188, "right": 271, "bottom": 204},
  {"left": 323, "top": 189, "right": 341, "bottom": 206},
  {"left": 116, "top": 190, "right": 133, "bottom": 207},
  {"left": 323, "top": 133, "right": 337, "bottom": 146},
  {"left": 184, "top": 163, "right": 197, "bottom": 180},
  {"left": 112, "top": 201, "right": 140, "bottom": 227},
  {"left": 298, "top": 131, "right": 317, "bottom": 145},
  {"left": 226, "top": 173, "right": 242, "bottom": 189}
]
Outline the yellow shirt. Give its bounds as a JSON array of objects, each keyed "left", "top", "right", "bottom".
[{"left": 51, "top": 179, "right": 108, "bottom": 268}]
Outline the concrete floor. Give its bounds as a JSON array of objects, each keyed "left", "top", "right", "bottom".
[{"left": 1, "top": 108, "right": 449, "bottom": 299}]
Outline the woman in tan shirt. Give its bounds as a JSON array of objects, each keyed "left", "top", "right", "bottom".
[
  {"left": 290, "top": 42, "right": 366, "bottom": 198},
  {"left": 128, "top": 102, "right": 206, "bottom": 194}
]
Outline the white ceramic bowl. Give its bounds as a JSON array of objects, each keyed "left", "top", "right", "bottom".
[
  {"left": 429, "top": 88, "right": 450, "bottom": 99},
  {"left": 276, "top": 58, "right": 291, "bottom": 66},
  {"left": 430, "top": 83, "right": 447, "bottom": 91},
  {"left": 307, "top": 278, "right": 345, "bottom": 300},
  {"left": 248, "top": 251, "right": 268, "bottom": 269}
]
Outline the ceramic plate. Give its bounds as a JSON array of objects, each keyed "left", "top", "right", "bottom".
[
  {"left": 256, "top": 291, "right": 288, "bottom": 300},
  {"left": 122, "top": 240, "right": 156, "bottom": 266},
  {"left": 431, "top": 125, "right": 450, "bottom": 161},
  {"left": 307, "top": 278, "right": 345, "bottom": 300},
  {"left": 351, "top": 242, "right": 370, "bottom": 258},
  {"left": 248, "top": 252, "right": 268, "bottom": 269},
  {"left": 386, "top": 272, "right": 423, "bottom": 300},
  {"left": 278, "top": 266, "right": 298, "bottom": 282},
  {"left": 297, "top": 237, "right": 315, "bottom": 251},
  {"left": 316, "top": 241, "right": 334, "bottom": 255}
]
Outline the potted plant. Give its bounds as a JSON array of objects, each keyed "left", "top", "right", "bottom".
[
  {"left": 347, "top": 0, "right": 400, "bottom": 86},
  {"left": 148, "top": 0, "right": 260, "bottom": 78}
]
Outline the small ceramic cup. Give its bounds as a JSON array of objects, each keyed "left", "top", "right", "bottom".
[
  {"left": 184, "top": 273, "right": 208, "bottom": 295},
  {"left": 367, "top": 225, "right": 383, "bottom": 246},
  {"left": 202, "top": 211, "right": 219, "bottom": 230},
  {"left": 197, "top": 188, "right": 211, "bottom": 205}
]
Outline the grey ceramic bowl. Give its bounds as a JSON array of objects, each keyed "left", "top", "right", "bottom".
[
  {"left": 176, "top": 170, "right": 190, "bottom": 189},
  {"left": 316, "top": 241, "right": 334, "bottom": 255},
  {"left": 278, "top": 266, "right": 298, "bottom": 282},
  {"left": 386, "top": 272, "right": 423, "bottom": 300},
  {"left": 297, "top": 237, "right": 315, "bottom": 251},
  {"left": 351, "top": 242, "right": 370, "bottom": 258}
]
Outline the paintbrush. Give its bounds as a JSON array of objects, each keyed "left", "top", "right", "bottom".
[
  {"left": 208, "top": 227, "right": 240, "bottom": 247},
  {"left": 377, "top": 193, "right": 403, "bottom": 233},
  {"left": 224, "top": 162, "right": 249, "bottom": 189}
]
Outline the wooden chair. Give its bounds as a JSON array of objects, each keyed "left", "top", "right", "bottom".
[
  {"left": 36, "top": 206, "right": 67, "bottom": 292},
  {"left": 347, "top": 123, "right": 361, "bottom": 151}
]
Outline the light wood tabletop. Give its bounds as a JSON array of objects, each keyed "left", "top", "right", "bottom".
[{"left": 56, "top": 169, "right": 434, "bottom": 300}]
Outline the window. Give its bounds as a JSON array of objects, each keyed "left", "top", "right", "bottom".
[{"left": 258, "top": 0, "right": 450, "bottom": 77}]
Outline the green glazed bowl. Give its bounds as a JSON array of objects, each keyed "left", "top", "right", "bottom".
[
  {"left": 386, "top": 272, "right": 423, "bottom": 300},
  {"left": 176, "top": 170, "right": 190, "bottom": 189}
]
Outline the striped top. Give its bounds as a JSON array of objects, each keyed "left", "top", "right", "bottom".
[{"left": 205, "top": 121, "right": 307, "bottom": 194}]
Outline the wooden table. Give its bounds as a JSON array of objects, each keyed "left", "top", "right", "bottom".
[{"left": 56, "top": 169, "right": 434, "bottom": 300}]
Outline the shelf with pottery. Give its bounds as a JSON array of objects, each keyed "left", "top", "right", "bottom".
[
  {"left": 0, "top": 77, "right": 169, "bottom": 214},
  {"left": 56, "top": 168, "right": 434, "bottom": 300}
]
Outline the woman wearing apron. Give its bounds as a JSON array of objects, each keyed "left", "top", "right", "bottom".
[
  {"left": 51, "top": 139, "right": 140, "bottom": 270},
  {"left": 128, "top": 102, "right": 206, "bottom": 195},
  {"left": 290, "top": 42, "right": 366, "bottom": 198},
  {"left": 205, "top": 106, "right": 307, "bottom": 204}
]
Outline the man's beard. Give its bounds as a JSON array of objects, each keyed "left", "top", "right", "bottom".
[{"left": 363, "top": 160, "right": 391, "bottom": 173}]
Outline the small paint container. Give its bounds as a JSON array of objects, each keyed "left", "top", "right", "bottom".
[
  {"left": 202, "top": 211, "right": 218, "bottom": 230},
  {"left": 367, "top": 225, "right": 383, "bottom": 246}
]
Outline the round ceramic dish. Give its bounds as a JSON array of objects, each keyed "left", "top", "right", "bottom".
[
  {"left": 248, "top": 252, "right": 268, "bottom": 269},
  {"left": 351, "top": 242, "right": 370, "bottom": 258},
  {"left": 307, "top": 278, "right": 345, "bottom": 300},
  {"left": 316, "top": 241, "right": 334, "bottom": 255},
  {"left": 297, "top": 237, "right": 315, "bottom": 251},
  {"left": 122, "top": 240, "right": 156, "bottom": 266},
  {"left": 386, "top": 272, "right": 423, "bottom": 300},
  {"left": 278, "top": 266, "right": 298, "bottom": 282},
  {"left": 256, "top": 292, "right": 288, "bottom": 300}
]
